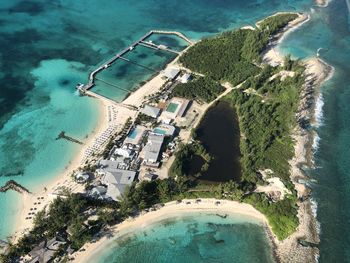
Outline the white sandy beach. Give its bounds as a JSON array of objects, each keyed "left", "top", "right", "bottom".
[
  {"left": 12, "top": 98, "right": 111, "bottom": 241},
  {"left": 9, "top": 11, "right": 335, "bottom": 263},
  {"left": 69, "top": 12, "right": 326, "bottom": 263},
  {"left": 11, "top": 45, "right": 194, "bottom": 242},
  {"left": 72, "top": 199, "right": 270, "bottom": 263}
]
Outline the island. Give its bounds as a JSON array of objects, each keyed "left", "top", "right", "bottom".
[{"left": 1, "top": 12, "right": 332, "bottom": 263}]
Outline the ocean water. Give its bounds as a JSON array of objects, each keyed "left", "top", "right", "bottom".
[
  {"left": 89, "top": 213, "right": 274, "bottom": 263},
  {"left": 0, "top": 0, "right": 312, "bottom": 240},
  {"left": 1, "top": 0, "right": 349, "bottom": 262},
  {"left": 278, "top": 1, "right": 350, "bottom": 261}
]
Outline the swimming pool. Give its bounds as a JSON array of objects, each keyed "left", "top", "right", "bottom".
[
  {"left": 128, "top": 129, "right": 138, "bottom": 139},
  {"left": 153, "top": 128, "right": 166, "bottom": 135},
  {"left": 166, "top": 102, "right": 179, "bottom": 113}
]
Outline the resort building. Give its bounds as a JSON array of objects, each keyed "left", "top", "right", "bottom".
[
  {"left": 113, "top": 147, "right": 134, "bottom": 158},
  {"left": 152, "top": 123, "right": 176, "bottom": 137},
  {"left": 143, "top": 133, "right": 165, "bottom": 166},
  {"left": 140, "top": 105, "right": 161, "bottom": 118},
  {"left": 162, "top": 67, "right": 180, "bottom": 80},
  {"left": 25, "top": 237, "right": 66, "bottom": 263},
  {"left": 124, "top": 125, "right": 146, "bottom": 145},
  {"left": 179, "top": 73, "right": 192, "bottom": 83},
  {"left": 161, "top": 97, "right": 190, "bottom": 119},
  {"left": 98, "top": 160, "right": 136, "bottom": 201}
]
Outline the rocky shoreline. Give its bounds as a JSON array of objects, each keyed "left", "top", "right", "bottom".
[{"left": 261, "top": 12, "right": 334, "bottom": 262}]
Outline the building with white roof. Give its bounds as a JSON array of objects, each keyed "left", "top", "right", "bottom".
[
  {"left": 162, "top": 67, "right": 180, "bottom": 80},
  {"left": 114, "top": 147, "right": 133, "bottom": 158},
  {"left": 143, "top": 134, "right": 164, "bottom": 165},
  {"left": 90, "top": 186, "right": 107, "bottom": 200},
  {"left": 140, "top": 105, "right": 161, "bottom": 118},
  {"left": 179, "top": 73, "right": 192, "bottom": 83}
]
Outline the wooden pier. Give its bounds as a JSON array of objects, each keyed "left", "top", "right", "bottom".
[
  {"left": 77, "top": 30, "right": 193, "bottom": 95},
  {"left": 56, "top": 131, "right": 83, "bottom": 145}
]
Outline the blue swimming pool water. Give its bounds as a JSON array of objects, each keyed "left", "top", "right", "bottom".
[
  {"left": 153, "top": 128, "right": 166, "bottom": 135},
  {"left": 128, "top": 129, "right": 138, "bottom": 139}
]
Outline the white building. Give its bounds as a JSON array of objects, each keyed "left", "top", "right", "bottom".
[
  {"left": 179, "top": 73, "right": 191, "bottom": 83},
  {"left": 114, "top": 147, "right": 133, "bottom": 158},
  {"left": 143, "top": 134, "right": 164, "bottom": 164},
  {"left": 141, "top": 105, "right": 161, "bottom": 118},
  {"left": 162, "top": 67, "right": 180, "bottom": 80}
]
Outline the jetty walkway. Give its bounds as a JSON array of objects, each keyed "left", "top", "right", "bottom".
[
  {"left": 85, "top": 90, "right": 137, "bottom": 111},
  {"left": 77, "top": 30, "right": 193, "bottom": 94}
]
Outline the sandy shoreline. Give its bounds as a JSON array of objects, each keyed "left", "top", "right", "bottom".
[
  {"left": 69, "top": 12, "right": 329, "bottom": 263},
  {"left": 262, "top": 13, "right": 334, "bottom": 263},
  {"left": 72, "top": 199, "right": 271, "bottom": 263},
  {"left": 12, "top": 97, "right": 110, "bottom": 241},
  {"left": 8, "top": 11, "right": 334, "bottom": 263},
  {"left": 10, "top": 43, "right": 194, "bottom": 242}
]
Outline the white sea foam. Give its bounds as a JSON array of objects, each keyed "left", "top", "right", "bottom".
[
  {"left": 310, "top": 198, "right": 321, "bottom": 235},
  {"left": 312, "top": 132, "right": 321, "bottom": 153},
  {"left": 314, "top": 93, "right": 324, "bottom": 128}
]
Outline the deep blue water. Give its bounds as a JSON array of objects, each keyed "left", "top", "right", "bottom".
[{"left": 0, "top": 0, "right": 349, "bottom": 262}]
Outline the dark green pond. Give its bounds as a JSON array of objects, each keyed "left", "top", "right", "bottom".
[{"left": 191, "top": 101, "right": 241, "bottom": 183}]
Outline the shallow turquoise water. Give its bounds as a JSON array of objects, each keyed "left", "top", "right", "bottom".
[
  {"left": 89, "top": 213, "right": 274, "bottom": 263},
  {"left": 1, "top": 0, "right": 350, "bottom": 262},
  {"left": 0, "top": 0, "right": 311, "bottom": 239}
]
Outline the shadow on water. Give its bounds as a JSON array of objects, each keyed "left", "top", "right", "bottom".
[{"left": 189, "top": 101, "right": 241, "bottom": 184}]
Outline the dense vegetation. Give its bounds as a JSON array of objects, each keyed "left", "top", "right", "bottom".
[
  {"left": 169, "top": 142, "right": 211, "bottom": 178},
  {"left": 172, "top": 77, "right": 225, "bottom": 103},
  {"left": 1, "top": 193, "right": 120, "bottom": 262},
  {"left": 258, "top": 13, "right": 298, "bottom": 35},
  {"left": 175, "top": 13, "right": 302, "bottom": 240},
  {"left": 1, "top": 14, "right": 305, "bottom": 262},
  {"left": 244, "top": 193, "right": 299, "bottom": 240},
  {"left": 225, "top": 61, "right": 304, "bottom": 187},
  {"left": 180, "top": 13, "right": 298, "bottom": 84},
  {"left": 180, "top": 29, "right": 261, "bottom": 85}
]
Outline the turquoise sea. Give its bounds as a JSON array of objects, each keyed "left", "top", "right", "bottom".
[
  {"left": 1, "top": 0, "right": 349, "bottom": 262},
  {"left": 87, "top": 213, "right": 274, "bottom": 263}
]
